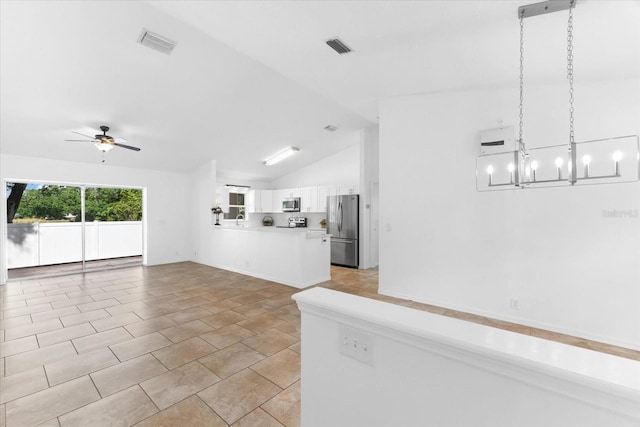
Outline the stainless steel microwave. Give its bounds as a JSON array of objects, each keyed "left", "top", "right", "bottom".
[{"left": 282, "top": 197, "right": 300, "bottom": 212}]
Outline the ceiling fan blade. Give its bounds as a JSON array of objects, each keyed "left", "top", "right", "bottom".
[
  {"left": 72, "top": 131, "right": 96, "bottom": 139},
  {"left": 113, "top": 137, "right": 128, "bottom": 143},
  {"left": 65, "top": 139, "right": 94, "bottom": 142},
  {"left": 113, "top": 142, "right": 141, "bottom": 151}
]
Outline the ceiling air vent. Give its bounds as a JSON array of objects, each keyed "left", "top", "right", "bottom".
[
  {"left": 326, "top": 38, "right": 352, "bottom": 55},
  {"left": 137, "top": 29, "right": 176, "bottom": 55}
]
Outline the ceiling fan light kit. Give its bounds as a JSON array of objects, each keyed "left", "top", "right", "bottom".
[
  {"left": 475, "top": 0, "right": 639, "bottom": 191},
  {"left": 65, "top": 125, "right": 141, "bottom": 162},
  {"left": 94, "top": 142, "right": 114, "bottom": 152}
]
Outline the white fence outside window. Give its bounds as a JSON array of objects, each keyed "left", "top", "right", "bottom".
[{"left": 7, "top": 221, "right": 142, "bottom": 269}]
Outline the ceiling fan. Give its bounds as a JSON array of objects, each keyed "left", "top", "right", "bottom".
[{"left": 65, "top": 125, "right": 141, "bottom": 153}]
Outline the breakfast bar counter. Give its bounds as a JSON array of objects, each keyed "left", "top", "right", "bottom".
[{"left": 211, "top": 226, "right": 331, "bottom": 288}]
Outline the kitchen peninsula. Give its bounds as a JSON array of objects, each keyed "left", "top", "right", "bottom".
[{"left": 212, "top": 226, "right": 330, "bottom": 288}]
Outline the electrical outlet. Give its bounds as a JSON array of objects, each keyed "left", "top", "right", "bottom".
[
  {"left": 339, "top": 324, "right": 374, "bottom": 366},
  {"left": 510, "top": 298, "right": 520, "bottom": 310}
]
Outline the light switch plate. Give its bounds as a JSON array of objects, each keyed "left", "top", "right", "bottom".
[{"left": 339, "top": 324, "right": 374, "bottom": 366}]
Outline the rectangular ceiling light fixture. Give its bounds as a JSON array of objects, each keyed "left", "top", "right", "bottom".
[
  {"left": 326, "top": 38, "right": 352, "bottom": 55},
  {"left": 137, "top": 28, "right": 176, "bottom": 55},
  {"left": 263, "top": 147, "right": 300, "bottom": 166}
]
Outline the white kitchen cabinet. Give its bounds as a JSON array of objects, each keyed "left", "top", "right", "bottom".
[
  {"left": 246, "top": 190, "right": 258, "bottom": 213},
  {"left": 300, "top": 187, "right": 311, "bottom": 212},
  {"left": 317, "top": 186, "right": 330, "bottom": 213},
  {"left": 300, "top": 186, "right": 319, "bottom": 213},
  {"left": 247, "top": 189, "right": 276, "bottom": 213},
  {"left": 286, "top": 188, "right": 301, "bottom": 198},
  {"left": 337, "top": 184, "right": 359, "bottom": 195},
  {"left": 216, "top": 185, "right": 230, "bottom": 212},
  {"left": 271, "top": 189, "right": 286, "bottom": 212},
  {"left": 252, "top": 185, "right": 356, "bottom": 214},
  {"left": 260, "top": 190, "right": 274, "bottom": 212}
]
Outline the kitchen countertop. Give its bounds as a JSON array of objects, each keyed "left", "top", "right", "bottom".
[{"left": 215, "top": 225, "right": 329, "bottom": 238}]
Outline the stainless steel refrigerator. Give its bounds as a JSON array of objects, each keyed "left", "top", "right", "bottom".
[{"left": 327, "top": 194, "right": 359, "bottom": 268}]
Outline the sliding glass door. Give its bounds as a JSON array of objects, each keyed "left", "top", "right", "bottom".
[
  {"left": 5, "top": 181, "right": 143, "bottom": 280},
  {"left": 6, "top": 182, "right": 84, "bottom": 278},
  {"left": 83, "top": 186, "right": 143, "bottom": 271}
]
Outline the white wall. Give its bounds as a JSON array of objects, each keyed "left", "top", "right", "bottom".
[
  {"left": 1, "top": 154, "right": 191, "bottom": 283},
  {"left": 269, "top": 139, "right": 360, "bottom": 189},
  {"left": 359, "top": 125, "right": 380, "bottom": 269},
  {"left": 379, "top": 78, "right": 640, "bottom": 349},
  {"left": 189, "top": 160, "right": 217, "bottom": 265}
]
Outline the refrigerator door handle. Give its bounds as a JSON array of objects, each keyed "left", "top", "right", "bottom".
[{"left": 338, "top": 201, "right": 343, "bottom": 233}]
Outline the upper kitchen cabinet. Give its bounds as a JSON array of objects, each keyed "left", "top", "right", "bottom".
[
  {"left": 337, "top": 184, "right": 359, "bottom": 195},
  {"left": 317, "top": 186, "right": 329, "bottom": 213},
  {"left": 300, "top": 187, "right": 319, "bottom": 213},
  {"left": 216, "top": 185, "right": 230, "bottom": 213},
  {"left": 281, "top": 188, "right": 301, "bottom": 199},
  {"left": 251, "top": 185, "right": 357, "bottom": 214},
  {"left": 261, "top": 190, "right": 274, "bottom": 213},
  {"left": 271, "top": 189, "right": 286, "bottom": 212},
  {"left": 246, "top": 190, "right": 258, "bottom": 213},
  {"left": 247, "top": 189, "right": 274, "bottom": 213},
  {"left": 308, "top": 185, "right": 359, "bottom": 213}
]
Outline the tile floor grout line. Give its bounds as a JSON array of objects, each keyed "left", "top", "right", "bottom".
[
  {"left": 259, "top": 401, "right": 289, "bottom": 427},
  {"left": 247, "top": 365, "right": 288, "bottom": 392},
  {"left": 189, "top": 382, "right": 233, "bottom": 427},
  {"left": 131, "top": 387, "right": 164, "bottom": 426},
  {"left": 42, "top": 362, "right": 52, "bottom": 388}
]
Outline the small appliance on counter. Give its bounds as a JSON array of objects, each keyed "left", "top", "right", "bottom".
[
  {"left": 276, "top": 217, "right": 307, "bottom": 228},
  {"left": 290, "top": 217, "right": 307, "bottom": 227},
  {"left": 262, "top": 216, "right": 274, "bottom": 226}
]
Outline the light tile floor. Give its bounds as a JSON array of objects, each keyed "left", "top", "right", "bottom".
[{"left": 0, "top": 262, "right": 637, "bottom": 426}]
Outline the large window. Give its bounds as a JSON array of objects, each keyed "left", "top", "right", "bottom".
[{"left": 224, "top": 192, "right": 246, "bottom": 220}]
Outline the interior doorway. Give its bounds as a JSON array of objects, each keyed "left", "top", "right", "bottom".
[{"left": 5, "top": 181, "right": 143, "bottom": 280}]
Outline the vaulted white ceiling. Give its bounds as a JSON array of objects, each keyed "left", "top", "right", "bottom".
[{"left": 1, "top": 1, "right": 638, "bottom": 181}]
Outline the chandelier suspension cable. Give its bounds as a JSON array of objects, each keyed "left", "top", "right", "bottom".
[
  {"left": 567, "top": 3, "right": 577, "bottom": 184},
  {"left": 519, "top": 11, "right": 525, "bottom": 154},
  {"left": 567, "top": 5, "right": 575, "bottom": 146}
]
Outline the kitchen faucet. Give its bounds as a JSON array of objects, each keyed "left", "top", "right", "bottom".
[{"left": 236, "top": 213, "right": 245, "bottom": 226}]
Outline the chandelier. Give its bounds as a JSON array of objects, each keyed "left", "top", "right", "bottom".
[{"left": 476, "top": 0, "right": 639, "bottom": 191}]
